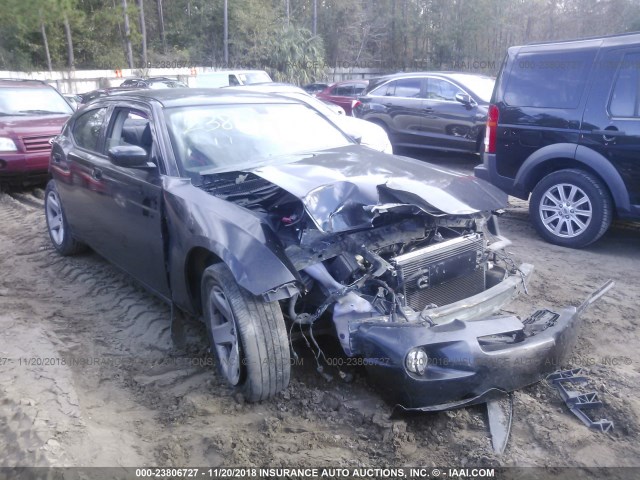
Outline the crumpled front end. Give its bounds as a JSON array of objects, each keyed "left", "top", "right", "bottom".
[
  {"left": 197, "top": 149, "right": 612, "bottom": 410},
  {"left": 294, "top": 223, "right": 612, "bottom": 411}
]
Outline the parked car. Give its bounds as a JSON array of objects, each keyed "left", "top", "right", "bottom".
[
  {"left": 0, "top": 78, "right": 74, "bottom": 186},
  {"left": 475, "top": 32, "right": 640, "bottom": 248},
  {"left": 316, "top": 80, "right": 369, "bottom": 115},
  {"left": 80, "top": 87, "right": 141, "bottom": 105},
  {"left": 194, "top": 70, "right": 272, "bottom": 88},
  {"left": 302, "top": 82, "right": 329, "bottom": 95},
  {"left": 63, "top": 93, "right": 82, "bottom": 110},
  {"left": 120, "top": 77, "right": 188, "bottom": 89},
  {"left": 225, "top": 83, "right": 393, "bottom": 154},
  {"left": 354, "top": 72, "right": 494, "bottom": 154},
  {"left": 45, "top": 89, "right": 602, "bottom": 409}
]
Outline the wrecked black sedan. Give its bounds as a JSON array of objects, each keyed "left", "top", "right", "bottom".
[{"left": 46, "top": 89, "right": 591, "bottom": 410}]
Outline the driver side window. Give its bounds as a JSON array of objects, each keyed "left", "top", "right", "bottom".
[
  {"left": 72, "top": 107, "right": 107, "bottom": 152},
  {"left": 106, "top": 109, "right": 155, "bottom": 163}
]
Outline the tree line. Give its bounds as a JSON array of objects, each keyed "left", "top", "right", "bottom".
[{"left": 1, "top": 0, "right": 640, "bottom": 83}]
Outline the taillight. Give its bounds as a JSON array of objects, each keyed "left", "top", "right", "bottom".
[
  {"left": 351, "top": 99, "right": 361, "bottom": 115},
  {"left": 484, "top": 104, "right": 499, "bottom": 154}
]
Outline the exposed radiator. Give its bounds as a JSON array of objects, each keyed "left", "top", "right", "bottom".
[{"left": 393, "top": 234, "right": 485, "bottom": 311}]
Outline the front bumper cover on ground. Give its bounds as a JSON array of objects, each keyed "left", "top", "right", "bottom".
[{"left": 346, "top": 265, "right": 612, "bottom": 411}]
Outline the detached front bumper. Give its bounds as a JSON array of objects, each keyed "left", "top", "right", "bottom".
[{"left": 347, "top": 265, "right": 608, "bottom": 411}]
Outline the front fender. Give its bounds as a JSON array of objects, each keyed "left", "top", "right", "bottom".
[{"left": 162, "top": 177, "right": 300, "bottom": 309}]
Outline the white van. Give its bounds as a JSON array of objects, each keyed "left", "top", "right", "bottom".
[{"left": 193, "top": 70, "right": 272, "bottom": 88}]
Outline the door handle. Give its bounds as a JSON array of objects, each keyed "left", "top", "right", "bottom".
[
  {"left": 591, "top": 129, "right": 626, "bottom": 137},
  {"left": 424, "top": 108, "right": 434, "bottom": 112},
  {"left": 92, "top": 167, "right": 103, "bottom": 180},
  {"left": 383, "top": 102, "right": 393, "bottom": 107}
]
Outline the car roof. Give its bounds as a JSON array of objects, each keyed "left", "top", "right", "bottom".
[
  {"left": 522, "top": 30, "right": 640, "bottom": 48},
  {"left": 329, "top": 79, "right": 369, "bottom": 86},
  {"left": 98, "top": 88, "right": 300, "bottom": 108},
  {"left": 0, "top": 78, "right": 52, "bottom": 88},
  {"left": 224, "top": 83, "right": 305, "bottom": 94},
  {"left": 371, "top": 71, "right": 492, "bottom": 81}
]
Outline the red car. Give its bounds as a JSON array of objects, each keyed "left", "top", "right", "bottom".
[
  {"left": 0, "top": 79, "right": 73, "bottom": 186},
  {"left": 315, "top": 80, "right": 368, "bottom": 115}
]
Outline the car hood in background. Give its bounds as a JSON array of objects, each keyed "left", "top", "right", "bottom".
[
  {"left": 249, "top": 145, "right": 507, "bottom": 232},
  {"left": 333, "top": 116, "right": 393, "bottom": 154},
  {"left": 0, "top": 114, "right": 69, "bottom": 138}
]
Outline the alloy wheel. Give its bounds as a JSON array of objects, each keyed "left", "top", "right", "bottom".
[
  {"left": 46, "top": 191, "right": 65, "bottom": 245},
  {"left": 538, "top": 183, "right": 593, "bottom": 238},
  {"left": 208, "top": 285, "right": 242, "bottom": 385}
]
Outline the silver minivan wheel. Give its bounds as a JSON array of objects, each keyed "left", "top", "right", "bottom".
[{"left": 538, "top": 183, "right": 593, "bottom": 238}]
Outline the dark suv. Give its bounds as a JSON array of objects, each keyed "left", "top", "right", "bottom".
[
  {"left": 354, "top": 72, "right": 495, "bottom": 153},
  {"left": 475, "top": 33, "right": 640, "bottom": 248},
  {"left": 0, "top": 79, "right": 73, "bottom": 185}
]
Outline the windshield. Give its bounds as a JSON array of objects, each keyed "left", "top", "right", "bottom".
[
  {"left": 0, "top": 87, "right": 73, "bottom": 115},
  {"left": 448, "top": 74, "right": 495, "bottom": 103},
  {"left": 165, "top": 102, "right": 352, "bottom": 175}
]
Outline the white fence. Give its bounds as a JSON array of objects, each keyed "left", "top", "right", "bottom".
[{"left": 0, "top": 67, "right": 387, "bottom": 94}]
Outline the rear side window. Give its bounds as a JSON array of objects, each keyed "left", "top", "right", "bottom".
[
  {"left": 394, "top": 78, "right": 422, "bottom": 98},
  {"left": 72, "top": 107, "right": 107, "bottom": 152},
  {"left": 609, "top": 53, "right": 640, "bottom": 117},
  {"left": 504, "top": 50, "right": 596, "bottom": 108},
  {"left": 371, "top": 78, "right": 422, "bottom": 98},
  {"left": 333, "top": 84, "right": 355, "bottom": 96},
  {"left": 353, "top": 84, "right": 367, "bottom": 96}
]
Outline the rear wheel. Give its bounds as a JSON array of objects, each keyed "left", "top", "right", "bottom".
[
  {"left": 201, "top": 263, "right": 290, "bottom": 401},
  {"left": 45, "top": 180, "right": 87, "bottom": 256},
  {"left": 529, "top": 169, "right": 612, "bottom": 248}
]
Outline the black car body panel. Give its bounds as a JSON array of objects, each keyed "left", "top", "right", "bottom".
[{"left": 47, "top": 89, "right": 608, "bottom": 410}]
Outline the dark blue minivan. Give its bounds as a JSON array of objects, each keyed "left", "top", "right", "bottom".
[{"left": 475, "top": 32, "right": 640, "bottom": 248}]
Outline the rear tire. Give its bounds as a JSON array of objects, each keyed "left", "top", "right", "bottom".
[
  {"left": 529, "top": 169, "right": 612, "bottom": 248},
  {"left": 44, "top": 180, "right": 87, "bottom": 256},
  {"left": 201, "top": 263, "right": 290, "bottom": 402}
]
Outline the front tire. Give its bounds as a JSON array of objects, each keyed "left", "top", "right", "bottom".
[
  {"left": 201, "top": 263, "right": 290, "bottom": 402},
  {"left": 529, "top": 169, "right": 612, "bottom": 248},
  {"left": 45, "top": 180, "right": 87, "bottom": 256}
]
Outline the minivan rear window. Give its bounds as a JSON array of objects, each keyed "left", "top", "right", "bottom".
[
  {"left": 609, "top": 52, "right": 640, "bottom": 118},
  {"left": 504, "top": 50, "right": 596, "bottom": 109}
]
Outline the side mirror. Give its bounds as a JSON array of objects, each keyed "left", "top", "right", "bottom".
[
  {"left": 108, "top": 145, "right": 153, "bottom": 168},
  {"left": 455, "top": 93, "right": 473, "bottom": 105}
]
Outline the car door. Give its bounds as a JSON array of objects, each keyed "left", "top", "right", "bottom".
[
  {"left": 581, "top": 48, "right": 640, "bottom": 212},
  {"left": 55, "top": 105, "right": 109, "bottom": 245},
  {"left": 367, "top": 77, "right": 427, "bottom": 145},
  {"left": 423, "top": 77, "right": 481, "bottom": 152},
  {"left": 91, "top": 106, "right": 171, "bottom": 297}
]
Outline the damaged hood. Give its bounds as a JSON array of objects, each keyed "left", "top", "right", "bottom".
[{"left": 249, "top": 145, "right": 507, "bottom": 232}]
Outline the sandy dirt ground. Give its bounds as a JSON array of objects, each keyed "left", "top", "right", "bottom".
[{"left": 1, "top": 164, "right": 639, "bottom": 469}]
